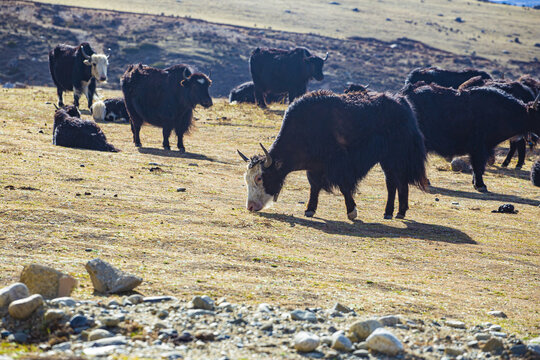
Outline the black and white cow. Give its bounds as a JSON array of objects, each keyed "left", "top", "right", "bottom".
[{"left": 49, "top": 42, "right": 109, "bottom": 110}]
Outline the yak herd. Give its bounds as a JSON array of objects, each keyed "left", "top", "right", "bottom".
[{"left": 46, "top": 42, "right": 539, "bottom": 220}]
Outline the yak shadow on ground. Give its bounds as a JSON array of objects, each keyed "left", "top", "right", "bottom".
[
  {"left": 258, "top": 212, "right": 476, "bottom": 244},
  {"left": 137, "top": 147, "right": 230, "bottom": 164},
  {"left": 80, "top": 109, "right": 92, "bottom": 116},
  {"left": 485, "top": 166, "right": 531, "bottom": 181},
  {"left": 264, "top": 108, "right": 286, "bottom": 117},
  {"left": 429, "top": 186, "right": 540, "bottom": 207}
]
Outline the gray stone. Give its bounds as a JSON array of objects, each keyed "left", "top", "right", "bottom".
[
  {"left": 20, "top": 264, "right": 77, "bottom": 299},
  {"left": 294, "top": 331, "right": 320, "bottom": 352},
  {"left": 88, "top": 329, "right": 114, "bottom": 341},
  {"left": 218, "top": 302, "right": 233, "bottom": 312},
  {"left": 488, "top": 310, "right": 507, "bottom": 318},
  {"left": 365, "top": 328, "right": 403, "bottom": 356},
  {"left": 445, "top": 347, "right": 465, "bottom": 356},
  {"left": 187, "top": 309, "right": 215, "bottom": 317},
  {"left": 467, "top": 340, "right": 479, "bottom": 347},
  {"left": 191, "top": 295, "right": 214, "bottom": 310},
  {"left": 475, "top": 333, "right": 491, "bottom": 341},
  {"left": 0, "top": 283, "right": 29, "bottom": 308},
  {"left": 52, "top": 342, "right": 71, "bottom": 351},
  {"left": 88, "top": 335, "right": 127, "bottom": 347},
  {"left": 7, "top": 332, "right": 28, "bottom": 343},
  {"left": 127, "top": 294, "right": 143, "bottom": 304},
  {"left": 491, "top": 331, "right": 507, "bottom": 338},
  {"left": 528, "top": 344, "right": 540, "bottom": 356},
  {"left": 332, "top": 302, "right": 352, "bottom": 313},
  {"left": 85, "top": 258, "right": 142, "bottom": 294},
  {"left": 258, "top": 303, "right": 272, "bottom": 313},
  {"left": 83, "top": 345, "right": 120, "bottom": 356},
  {"left": 378, "top": 315, "right": 401, "bottom": 327},
  {"left": 321, "top": 336, "right": 333, "bottom": 346},
  {"left": 8, "top": 294, "right": 43, "bottom": 319},
  {"left": 143, "top": 296, "right": 177, "bottom": 303},
  {"left": 510, "top": 344, "right": 528, "bottom": 356},
  {"left": 489, "top": 324, "right": 501, "bottom": 332},
  {"left": 482, "top": 337, "right": 504, "bottom": 353},
  {"left": 44, "top": 309, "right": 66, "bottom": 323},
  {"left": 331, "top": 331, "right": 353, "bottom": 352},
  {"left": 353, "top": 349, "right": 369, "bottom": 357},
  {"left": 446, "top": 320, "right": 466, "bottom": 329},
  {"left": 349, "top": 319, "right": 382, "bottom": 340},
  {"left": 290, "top": 309, "right": 317, "bottom": 323},
  {"left": 49, "top": 297, "right": 76, "bottom": 307}
]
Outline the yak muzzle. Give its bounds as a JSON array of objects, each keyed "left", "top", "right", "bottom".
[{"left": 247, "top": 201, "right": 262, "bottom": 212}]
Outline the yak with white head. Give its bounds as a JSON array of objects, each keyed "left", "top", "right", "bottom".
[{"left": 81, "top": 46, "right": 109, "bottom": 83}]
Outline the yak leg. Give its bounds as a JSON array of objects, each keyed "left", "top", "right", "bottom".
[
  {"left": 501, "top": 140, "right": 517, "bottom": 167},
  {"left": 470, "top": 151, "right": 489, "bottom": 192},
  {"left": 396, "top": 182, "right": 409, "bottom": 219},
  {"left": 130, "top": 121, "right": 142, "bottom": 147},
  {"left": 305, "top": 171, "right": 323, "bottom": 217},
  {"left": 174, "top": 110, "right": 192, "bottom": 153},
  {"left": 254, "top": 86, "right": 267, "bottom": 108},
  {"left": 383, "top": 176, "right": 397, "bottom": 220},
  {"left": 73, "top": 87, "right": 82, "bottom": 108},
  {"left": 162, "top": 127, "right": 172, "bottom": 150},
  {"left": 56, "top": 87, "right": 64, "bottom": 107},
  {"left": 339, "top": 185, "right": 357, "bottom": 220},
  {"left": 515, "top": 138, "right": 526, "bottom": 169},
  {"left": 87, "top": 79, "right": 97, "bottom": 110}
]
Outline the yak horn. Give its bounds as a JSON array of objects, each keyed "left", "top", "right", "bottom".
[
  {"left": 80, "top": 46, "right": 91, "bottom": 59},
  {"left": 237, "top": 150, "right": 249, "bottom": 162},
  {"left": 53, "top": 103, "right": 59, "bottom": 110},
  {"left": 534, "top": 93, "right": 540, "bottom": 109},
  {"left": 260, "top": 143, "right": 272, "bottom": 168},
  {"left": 323, "top": 52, "right": 329, "bottom": 61}
]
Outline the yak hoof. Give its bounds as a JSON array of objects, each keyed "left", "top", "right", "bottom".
[
  {"left": 395, "top": 213, "right": 405, "bottom": 219},
  {"left": 163, "top": 145, "right": 171, "bottom": 151},
  {"left": 501, "top": 162, "right": 509, "bottom": 168},
  {"left": 134, "top": 143, "right": 142, "bottom": 147},
  {"left": 383, "top": 214, "right": 393, "bottom": 220},
  {"left": 515, "top": 165, "right": 523, "bottom": 170},
  {"left": 305, "top": 210, "right": 315, "bottom": 218},
  {"left": 178, "top": 147, "right": 186, "bottom": 154},
  {"left": 347, "top": 208, "right": 357, "bottom": 220},
  {"left": 475, "top": 185, "right": 488, "bottom": 193}
]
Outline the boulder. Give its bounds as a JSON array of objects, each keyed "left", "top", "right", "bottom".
[
  {"left": 0, "top": 283, "right": 29, "bottom": 308},
  {"left": 85, "top": 258, "right": 142, "bottom": 294},
  {"left": 20, "top": 264, "right": 77, "bottom": 299},
  {"left": 8, "top": 294, "right": 43, "bottom": 319}
]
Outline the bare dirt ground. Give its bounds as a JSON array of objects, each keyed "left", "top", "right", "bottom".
[
  {"left": 0, "top": 1, "right": 539, "bottom": 96},
  {"left": 0, "top": 87, "right": 539, "bottom": 338}
]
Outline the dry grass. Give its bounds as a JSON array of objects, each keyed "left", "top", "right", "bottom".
[
  {"left": 0, "top": 87, "right": 539, "bottom": 338},
  {"left": 33, "top": 0, "right": 540, "bottom": 65}
]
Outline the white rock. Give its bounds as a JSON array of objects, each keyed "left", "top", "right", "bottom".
[
  {"left": 489, "top": 324, "right": 502, "bottom": 332},
  {"left": 50, "top": 297, "right": 76, "bottom": 307},
  {"left": 8, "top": 294, "right": 43, "bottom": 319},
  {"left": 331, "top": 331, "right": 353, "bottom": 352},
  {"left": 378, "top": 315, "right": 401, "bottom": 327},
  {"left": 191, "top": 295, "right": 214, "bottom": 310},
  {"left": 258, "top": 303, "right": 272, "bottom": 313},
  {"left": 366, "top": 328, "right": 403, "bottom": 356},
  {"left": 349, "top": 319, "right": 382, "bottom": 340},
  {"left": 446, "top": 320, "right": 466, "bottom": 329},
  {"left": 0, "top": 283, "right": 29, "bottom": 308},
  {"left": 294, "top": 331, "right": 320, "bottom": 352},
  {"left": 488, "top": 310, "right": 507, "bottom": 318},
  {"left": 88, "top": 329, "right": 114, "bottom": 341}
]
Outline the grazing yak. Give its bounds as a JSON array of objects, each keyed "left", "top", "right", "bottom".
[
  {"left": 249, "top": 47, "right": 328, "bottom": 108},
  {"left": 405, "top": 66, "right": 492, "bottom": 88},
  {"left": 458, "top": 76, "right": 538, "bottom": 169},
  {"left": 531, "top": 158, "right": 540, "bottom": 187},
  {"left": 49, "top": 42, "right": 109, "bottom": 109},
  {"left": 53, "top": 105, "right": 118, "bottom": 152},
  {"left": 229, "top": 81, "right": 286, "bottom": 104},
  {"left": 402, "top": 82, "right": 540, "bottom": 192},
  {"left": 91, "top": 98, "right": 129, "bottom": 123},
  {"left": 237, "top": 90, "right": 427, "bottom": 220},
  {"left": 121, "top": 64, "right": 213, "bottom": 152}
]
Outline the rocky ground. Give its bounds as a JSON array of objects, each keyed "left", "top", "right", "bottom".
[{"left": 1, "top": 291, "right": 540, "bottom": 359}]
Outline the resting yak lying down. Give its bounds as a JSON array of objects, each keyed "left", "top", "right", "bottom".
[{"left": 53, "top": 105, "right": 119, "bottom": 152}]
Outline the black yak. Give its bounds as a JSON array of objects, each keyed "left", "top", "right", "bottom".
[
  {"left": 249, "top": 47, "right": 328, "bottom": 108},
  {"left": 53, "top": 105, "right": 118, "bottom": 152},
  {"left": 404, "top": 66, "right": 491, "bottom": 88},
  {"left": 49, "top": 42, "right": 109, "bottom": 109},
  {"left": 121, "top": 64, "right": 212, "bottom": 152},
  {"left": 531, "top": 158, "right": 540, "bottom": 187},
  {"left": 458, "top": 76, "right": 538, "bottom": 169},
  {"left": 403, "top": 82, "right": 540, "bottom": 192},
  {"left": 91, "top": 98, "right": 129, "bottom": 123},
  {"left": 343, "top": 83, "right": 369, "bottom": 94},
  {"left": 228, "top": 81, "right": 286, "bottom": 104},
  {"left": 237, "top": 90, "right": 427, "bottom": 220}
]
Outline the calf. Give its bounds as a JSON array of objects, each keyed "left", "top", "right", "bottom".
[
  {"left": 49, "top": 42, "right": 109, "bottom": 109},
  {"left": 53, "top": 105, "right": 118, "bottom": 152},
  {"left": 531, "top": 158, "right": 540, "bottom": 187},
  {"left": 238, "top": 90, "right": 427, "bottom": 220},
  {"left": 91, "top": 98, "right": 129, "bottom": 123},
  {"left": 405, "top": 66, "right": 491, "bottom": 88},
  {"left": 403, "top": 82, "right": 540, "bottom": 192},
  {"left": 121, "top": 64, "right": 213, "bottom": 152},
  {"left": 229, "top": 81, "right": 286, "bottom": 104}
]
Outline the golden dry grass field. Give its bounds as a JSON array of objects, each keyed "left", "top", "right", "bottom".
[
  {"left": 34, "top": 0, "right": 540, "bottom": 65},
  {"left": 0, "top": 87, "right": 539, "bottom": 338}
]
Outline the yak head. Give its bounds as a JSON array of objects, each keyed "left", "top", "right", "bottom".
[
  {"left": 305, "top": 52, "right": 328, "bottom": 81},
  {"left": 528, "top": 93, "right": 540, "bottom": 134},
  {"left": 237, "top": 144, "right": 284, "bottom": 212},
  {"left": 180, "top": 69, "right": 213, "bottom": 108},
  {"left": 81, "top": 46, "right": 109, "bottom": 82},
  {"left": 54, "top": 104, "right": 81, "bottom": 118}
]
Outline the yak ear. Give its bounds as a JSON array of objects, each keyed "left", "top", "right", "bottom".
[
  {"left": 180, "top": 80, "right": 186, "bottom": 87},
  {"left": 83, "top": 59, "right": 92, "bottom": 66}
]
